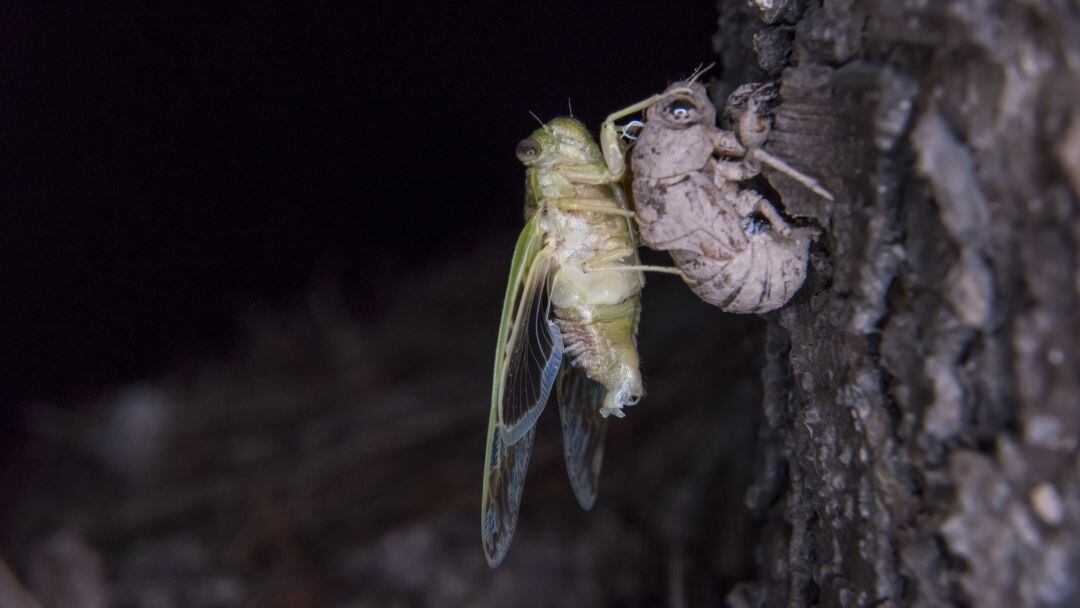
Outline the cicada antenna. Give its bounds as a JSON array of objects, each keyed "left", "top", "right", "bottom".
[
  {"left": 688, "top": 62, "right": 717, "bottom": 83},
  {"left": 567, "top": 97, "right": 574, "bottom": 118},
  {"left": 528, "top": 110, "right": 546, "bottom": 128}
]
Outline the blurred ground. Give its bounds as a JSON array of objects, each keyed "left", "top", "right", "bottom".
[{"left": 2, "top": 239, "right": 765, "bottom": 607}]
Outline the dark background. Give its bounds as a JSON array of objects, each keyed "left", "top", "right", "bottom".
[
  {"left": 3, "top": 2, "right": 717, "bottom": 405},
  {"left": 2, "top": 6, "right": 766, "bottom": 605}
]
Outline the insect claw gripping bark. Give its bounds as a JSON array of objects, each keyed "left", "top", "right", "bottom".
[{"left": 608, "top": 79, "right": 833, "bottom": 314}]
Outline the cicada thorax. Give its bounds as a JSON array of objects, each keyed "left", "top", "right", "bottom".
[
  {"left": 631, "top": 173, "right": 748, "bottom": 257},
  {"left": 628, "top": 82, "right": 753, "bottom": 262},
  {"left": 541, "top": 181, "right": 644, "bottom": 416},
  {"left": 630, "top": 122, "right": 714, "bottom": 180}
]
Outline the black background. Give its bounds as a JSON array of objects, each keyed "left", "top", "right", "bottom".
[{"left": 4, "top": 2, "right": 717, "bottom": 404}]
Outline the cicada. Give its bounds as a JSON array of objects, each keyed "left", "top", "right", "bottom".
[
  {"left": 603, "top": 78, "right": 832, "bottom": 313},
  {"left": 481, "top": 117, "right": 650, "bottom": 567}
]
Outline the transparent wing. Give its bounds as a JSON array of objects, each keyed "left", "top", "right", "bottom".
[
  {"left": 556, "top": 364, "right": 609, "bottom": 510},
  {"left": 481, "top": 215, "right": 562, "bottom": 567},
  {"left": 497, "top": 249, "right": 562, "bottom": 444},
  {"left": 481, "top": 420, "right": 536, "bottom": 567}
]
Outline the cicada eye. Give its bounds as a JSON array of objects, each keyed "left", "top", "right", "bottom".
[
  {"left": 665, "top": 99, "right": 697, "bottom": 121},
  {"left": 515, "top": 137, "right": 542, "bottom": 162}
]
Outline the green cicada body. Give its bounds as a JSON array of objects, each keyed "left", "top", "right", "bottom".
[{"left": 481, "top": 117, "right": 645, "bottom": 567}]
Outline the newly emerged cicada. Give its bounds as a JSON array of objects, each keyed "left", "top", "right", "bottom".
[{"left": 481, "top": 117, "right": 652, "bottom": 567}]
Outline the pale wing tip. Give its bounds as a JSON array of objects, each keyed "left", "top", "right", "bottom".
[
  {"left": 570, "top": 482, "right": 597, "bottom": 511},
  {"left": 483, "top": 539, "right": 508, "bottom": 569},
  {"left": 480, "top": 426, "right": 536, "bottom": 569},
  {"left": 480, "top": 489, "right": 514, "bottom": 568},
  {"left": 480, "top": 512, "right": 506, "bottom": 568},
  {"left": 481, "top": 511, "right": 513, "bottom": 568},
  {"left": 566, "top": 454, "right": 602, "bottom": 511}
]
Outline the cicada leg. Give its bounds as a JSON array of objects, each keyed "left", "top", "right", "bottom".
[
  {"left": 752, "top": 149, "right": 834, "bottom": 202},
  {"left": 582, "top": 247, "right": 685, "bottom": 277},
  {"left": 547, "top": 196, "right": 699, "bottom": 271},
  {"left": 599, "top": 88, "right": 694, "bottom": 179},
  {"left": 735, "top": 190, "right": 793, "bottom": 237},
  {"left": 598, "top": 264, "right": 685, "bottom": 276},
  {"left": 549, "top": 198, "right": 636, "bottom": 218}
]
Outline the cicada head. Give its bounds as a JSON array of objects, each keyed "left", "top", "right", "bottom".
[
  {"left": 723, "top": 81, "right": 779, "bottom": 148},
  {"left": 645, "top": 81, "right": 717, "bottom": 130},
  {"left": 515, "top": 117, "right": 602, "bottom": 168}
]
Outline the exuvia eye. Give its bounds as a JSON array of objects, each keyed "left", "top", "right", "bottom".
[{"left": 667, "top": 100, "right": 694, "bottom": 119}]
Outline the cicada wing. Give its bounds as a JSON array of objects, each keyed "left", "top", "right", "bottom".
[
  {"left": 481, "top": 215, "right": 563, "bottom": 568},
  {"left": 481, "top": 421, "right": 536, "bottom": 568},
  {"left": 497, "top": 249, "right": 562, "bottom": 445},
  {"left": 556, "top": 364, "right": 609, "bottom": 511},
  {"left": 487, "top": 210, "right": 564, "bottom": 446}
]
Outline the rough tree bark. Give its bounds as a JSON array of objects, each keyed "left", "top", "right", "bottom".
[{"left": 714, "top": 1, "right": 1080, "bottom": 606}]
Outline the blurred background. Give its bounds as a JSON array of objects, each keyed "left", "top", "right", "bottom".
[{"left": 2, "top": 2, "right": 767, "bottom": 606}]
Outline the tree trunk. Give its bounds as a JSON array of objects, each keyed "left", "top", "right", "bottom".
[{"left": 715, "top": 1, "right": 1080, "bottom": 606}]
